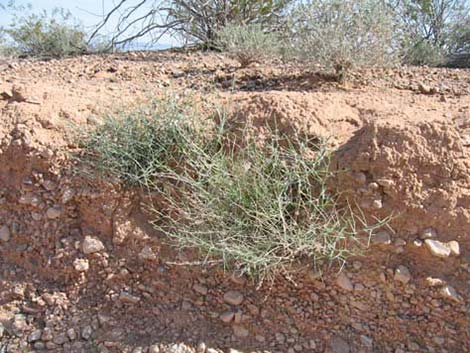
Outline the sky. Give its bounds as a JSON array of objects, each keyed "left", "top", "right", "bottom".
[{"left": 0, "top": 0, "right": 178, "bottom": 47}]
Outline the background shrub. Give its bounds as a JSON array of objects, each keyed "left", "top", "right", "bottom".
[
  {"left": 79, "top": 96, "right": 371, "bottom": 279},
  {"left": 89, "top": 0, "right": 292, "bottom": 49},
  {"left": 402, "top": 40, "right": 445, "bottom": 66},
  {"left": 5, "top": 8, "right": 87, "bottom": 58},
  {"left": 286, "top": 0, "right": 397, "bottom": 78},
  {"left": 216, "top": 23, "right": 282, "bottom": 67},
  {"left": 448, "top": 15, "right": 470, "bottom": 55},
  {"left": 395, "top": 0, "right": 469, "bottom": 66}
]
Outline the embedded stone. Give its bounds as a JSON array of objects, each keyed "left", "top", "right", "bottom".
[{"left": 424, "top": 239, "right": 451, "bottom": 258}]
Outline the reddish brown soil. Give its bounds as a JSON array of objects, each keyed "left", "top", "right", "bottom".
[{"left": 0, "top": 51, "right": 469, "bottom": 353}]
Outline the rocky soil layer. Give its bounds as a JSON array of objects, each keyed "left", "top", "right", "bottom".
[{"left": 0, "top": 51, "right": 469, "bottom": 353}]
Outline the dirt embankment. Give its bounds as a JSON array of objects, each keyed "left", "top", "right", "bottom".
[{"left": 0, "top": 52, "right": 469, "bottom": 353}]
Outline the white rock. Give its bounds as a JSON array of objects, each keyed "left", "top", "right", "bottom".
[
  {"left": 336, "top": 272, "right": 353, "bottom": 291},
  {"left": 0, "top": 225, "right": 10, "bottom": 242},
  {"left": 425, "top": 277, "right": 445, "bottom": 287},
  {"left": 223, "top": 291, "right": 244, "bottom": 306},
  {"left": 447, "top": 241, "right": 460, "bottom": 256},
  {"left": 82, "top": 236, "right": 105, "bottom": 254},
  {"left": 394, "top": 265, "right": 411, "bottom": 284},
  {"left": 371, "top": 198, "right": 383, "bottom": 209},
  {"left": 228, "top": 349, "right": 243, "bottom": 353},
  {"left": 73, "top": 258, "right": 89, "bottom": 272},
  {"left": 165, "top": 343, "right": 194, "bottom": 353},
  {"left": 424, "top": 239, "right": 451, "bottom": 258},
  {"left": 196, "top": 342, "right": 206, "bottom": 353},
  {"left": 149, "top": 345, "right": 160, "bottom": 353},
  {"left": 439, "top": 285, "right": 461, "bottom": 302}
]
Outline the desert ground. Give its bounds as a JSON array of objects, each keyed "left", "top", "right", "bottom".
[{"left": 0, "top": 51, "right": 469, "bottom": 353}]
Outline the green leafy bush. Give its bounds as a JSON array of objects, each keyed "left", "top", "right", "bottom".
[
  {"left": 216, "top": 23, "right": 282, "bottom": 67},
  {"left": 79, "top": 95, "right": 372, "bottom": 279},
  {"left": 5, "top": 8, "right": 87, "bottom": 58},
  {"left": 393, "top": 0, "right": 469, "bottom": 66},
  {"left": 286, "top": 0, "right": 397, "bottom": 78},
  {"left": 449, "top": 16, "right": 470, "bottom": 55},
  {"left": 402, "top": 40, "right": 445, "bottom": 66}
]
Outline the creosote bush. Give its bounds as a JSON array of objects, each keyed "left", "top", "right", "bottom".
[
  {"left": 216, "top": 23, "right": 281, "bottom": 67},
  {"left": 402, "top": 40, "right": 445, "bottom": 66},
  {"left": 286, "top": 0, "right": 397, "bottom": 78},
  {"left": 6, "top": 8, "right": 87, "bottom": 58},
  {"left": 0, "top": 5, "right": 109, "bottom": 58},
  {"left": 79, "top": 95, "right": 372, "bottom": 279}
]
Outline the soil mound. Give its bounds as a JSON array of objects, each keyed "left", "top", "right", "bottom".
[
  {"left": 334, "top": 119, "right": 470, "bottom": 247},
  {"left": 228, "top": 91, "right": 363, "bottom": 146}
]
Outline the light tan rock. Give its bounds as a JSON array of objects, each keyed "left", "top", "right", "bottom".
[
  {"left": 82, "top": 236, "right": 105, "bottom": 254},
  {"left": 424, "top": 239, "right": 451, "bottom": 258},
  {"left": 73, "top": 258, "right": 89, "bottom": 272},
  {"left": 446, "top": 241, "right": 460, "bottom": 256}
]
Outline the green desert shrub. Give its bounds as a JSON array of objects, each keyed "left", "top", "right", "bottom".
[
  {"left": 286, "top": 0, "right": 397, "bottom": 78},
  {"left": 0, "top": 30, "right": 14, "bottom": 57},
  {"left": 448, "top": 15, "right": 470, "bottom": 55},
  {"left": 79, "top": 95, "right": 372, "bottom": 279},
  {"left": 402, "top": 40, "right": 446, "bottom": 66},
  {"left": 4, "top": 8, "right": 88, "bottom": 58},
  {"left": 216, "top": 23, "right": 282, "bottom": 67}
]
